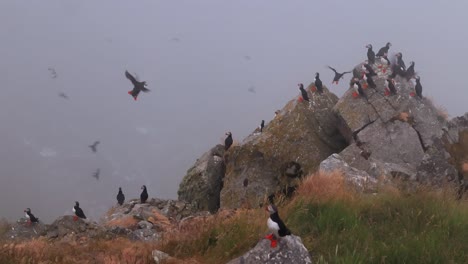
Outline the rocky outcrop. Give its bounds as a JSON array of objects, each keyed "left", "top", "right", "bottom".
[
  {"left": 227, "top": 235, "right": 312, "bottom": 264},
  {"left": 4, "top": 218, "right": 48, "bottom": 241},
  {"left": 220, "top": 87, "right": 347, "bottom": 209},
  {"left": 178, "top": 145, "right": 226, "bottom": 212},
  {"left": 333, "top": 60, "right": 449, "bottom": 183}
]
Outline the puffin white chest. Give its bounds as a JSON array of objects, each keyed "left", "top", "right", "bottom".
[
  {"left": 72, "top": 207, "right": 76, "bottom": 213},
  {"left": 25, "top": 213, "right": 30, "bottom": 219},
  {"left": 267, "top": 217, "right": 280, "bottom": 231}
]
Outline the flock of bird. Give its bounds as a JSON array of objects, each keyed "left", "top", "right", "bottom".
[{"left": 23, "top": 42, "right": 423, "bottom": 249}]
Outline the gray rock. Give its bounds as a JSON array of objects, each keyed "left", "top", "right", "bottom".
[
  {"left": 319, "top": 153, "right": 377, "bottom": 191},
  {"left": 152, "top": 250, "right": 171, "bottom": 264},
  {"left": 4, "top": 218, "right": 48, "bottom": 241},
  {"left": 221, "top": 89, "right": 346, "bottom": 209},
  {"left": 129, "top": 228, "right": 160, "bottom": 241},
  {"left": 227, "top": 235, "right": 312, "bottom": 264},
  {"left": 137, "top": 220, "right": 153, "bottom": 229},
  {"left": 178, "top": 144, "right": 226, "bottom": 213}
]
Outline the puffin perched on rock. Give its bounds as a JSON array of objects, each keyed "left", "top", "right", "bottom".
[
  {"left": 405, "top": 61, "right": 416, "bottom": 80},
  {"left": 125, "top": 70, "right": 150, "bottom": 101},
  {"left": 414, "top": 76, "right": 423, "bottom": 98},
  {"left": 327, "top": 66, "right": 351, "bottom": 84},
  {"left": 395, "top": 52, "right": 406, "bottom": 70},
  {"left": 224, "top": 132, "right": 233, "bottom": 150},
  {"left": 362, "top": 61, "right": 377, "bottom": 77},
  {"left": 385, "top": 78, "right": 397, "bottom": 95},
  {"left": 24, "top": 208, "right": 39, "bottom": 225},
  {"left": 117, "top": 187, "right": 125, "bottom": 205},
  {"left": 260, "top": 120, "right": 265, "bottom": 133},
  {"left": 298, "top": 83, "right": 309, "bottom": 102},
  {"left": 366, "top": 44, "right": 375, "bottom": 64},
  {"left": 376, "top": 42, "right": 392, "bottom": 57},
  {"left": 265, "top": 204, "right": 291, "bottom": 248},
  {"left": 352, "top": 78, "right": 367, "bottom": 100},
  {"left": 363, "top": 72, "right": 376, "bottom": 89},
  {"left": 73, "top": 201, "right": 86, "bottom": 221},
  {"left": 314, "top": 72, "right": 323, "bottom": 93},
  {"left": 140, "top": 185, "right": 149, "bottom": 203}
]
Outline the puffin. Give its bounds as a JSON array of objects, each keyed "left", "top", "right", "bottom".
[
  {"left": 389, "top": 64, "right": 406, "bottom": 79},
  {"left": 363, "top": 62, "right": 377, "bottom": 76},
  {"left": 265, "top": 204, "right": 291, "bottom": 248},
  {"left": 405, "top": 61, "right": 415, "bottom": 80},
  {"left": 314, "top": 72, "right": 323, "bottom": 93},
  {"left": 88, "top": 141, "right": 100, "bottom": 153},
  {"left": 366, "top": 44, "right": 375, "bottom": 64},
  {"left": 363, "top": 72, "right": 376, "bottom": 89},
  {"left": 117, "top": 187, "right": 125, "bottom": 205},
  {"left": 260, "top": 120, "right": 265, "bottom": 133},
  {"left": 48, "top": 67, "right": 57, "bottom": 79},
  {"left": 352, "top": 78, "right": 367, "bottom": 99},
  {"left": 298, "top": 83, "right": 309, "bottom": 101},
  {"left": 415, "top": 76, "right": 423, "bottom": 98},
  {"left": 58, "top": 92, "right": 69, "bottom": 99},
  {"left": 376, "top": 42, "right": 392, "bottom": 57},
  {"left": 385, "top": 78, "right": 397, "bottom": 95},
  {"left": 24, "top": 208, "right": 39, "bottom": 225},
  {"left": 327, "top": 66, "right": 351, "bottom": 84},
  {"left": 125, "top": 70, "right": 150, "bottom": 101},
  {"left": 381, "top": 53, "right": 391, "bottom": 66},
  {"left": 140, "top": 185, "right": 149, "bottom": 203},
  {"left": 395, "top": 52, "right": 406, "bottom": 70},
  {"left": 225, "top": 132, "right": 233, "bottom": 150},
  {"left": 73, "top": 201, "right": 86, "bottom": 221}
]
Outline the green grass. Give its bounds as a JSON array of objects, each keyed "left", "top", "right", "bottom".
[{"left": 161, "top": 174, "right": 468, "bottom": 264}]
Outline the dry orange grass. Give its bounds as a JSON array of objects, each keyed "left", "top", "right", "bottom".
[
  {"left": 294, "top": 170, "right": 358, "bottom": 203},
  {"left": 426, "top": 96, "right": 450, "bottom": 120},
  {"left": 1, "top": 237, "right": 155, "bottom": 264},
  {"left": 398, "top": 112, "right": 410, "bottom": 122}
]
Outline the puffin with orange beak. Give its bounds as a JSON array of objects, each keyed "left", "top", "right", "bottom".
[
  {"left": 24, "top": 208, "right": 39, "bottom": 226},
  {"left": 265, "top": 204, "right": 291, "bottom": 248}
]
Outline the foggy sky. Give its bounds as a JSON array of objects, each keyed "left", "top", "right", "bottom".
[{"left": 1, "top": 0, "right": 468, "bottom": 222}]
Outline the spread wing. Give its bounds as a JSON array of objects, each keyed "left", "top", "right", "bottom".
[
  {"left": 327, "top": 66, "right": 338, "bottom": 74},
  {"left": 125, "top": 70, "right": 138, "bottom": 85}
]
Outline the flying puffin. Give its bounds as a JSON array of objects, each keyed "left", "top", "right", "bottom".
[
  {"left": 395, "top": 52, "right": 406, "bottom": 70},
  {"left": 225, "top": 132, "right": 233, "bottom": 150},
  {"left": 58, "top": 92, "right": 69, "bottom": 100},
  {"left": 125, "top": 70, "right": 150, "bottom": 101},
  {"left": 385, "top": 78, "right": 397, "bottom": 95},
  {"left": 366, "top": 44, "right": 375, "bottom": 64},
  {"left": 314, "top": 73, "right": 323, "bottom": 93},
  {"left": 265, "top": 204, "right": 291, "bottom": 248},
  {"left": 24, "top": 208, "right": 39, "bottom": 225},
  {"left": 73, "top": 201, "right": 86, "bottom": 221},
  {"left": 88, "top": 141, "right": 100, "bottom": 153},
  {"left": 363, "top": 72, "right": 376, "bottom": 89},
  {"left": 376, "top": 42, "right": 392, "bottom": 57},
  {"left": 327, "top": 66, "right": 352, "bottom": 84},
  {"left": 140, "top": 185, "right": 149, "bottom": 203},
  {"left": 298, "top": 83, "right": 309, "bottom": 101},
  {"left": 260, "top": 120, "right": 265, "bottom": 133},
  {"left": 92, "top": 169, "right": 100, "bottom": 181},
  {"left": 117, "top": 187, "right": 125, "bottom": 205},
  {"left": 405, "top": 61, "right": 415, "bottom": 80},
  {"left": 415, "top": 76, "right": 423, "bottom": 98}
]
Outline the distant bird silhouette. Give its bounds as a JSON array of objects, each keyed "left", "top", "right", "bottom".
[
  {"left": 58, "top": 92, "right": 69, "bottom": 99},
  {"left": 327, "top": 66, "right": 351, "bottom": 84},
  {"left": 298, "top": 83, "right": 309, "bottom": 102},
  {"left": 140, "top": 185, "right": 149, "bottom": 203},
  {"left": 125, "top": 70, "right": 150, "bottom": 101},
  {"left": 376, "top": 42, "right": 391, "bottom": 57},
  {"left": 415, "top": 76, "right": 423, "bottom": 98},
  {"left": 247, "top": 86, "right": 256, "bottom": 93},
  {"left": 366, "top": 44, "right": 375, "bottom": 64},
  {"left": 225, "top": 132, "right": 233, "bottom": 150},
  {"left": 244, "top": 55, "right": 251, "bottom": 61},
  {"left": 117, "top": 187, "right": 125, "bottom": 205},
  {"left": 260, "top": 120, "right": 265, "bottom": 132},
  {"left": 314, "top": 73, "right": 323, "bottom": 93},
  {"left": 24, "top": 208, "right": 39, "bottom": 225},
  {"left": 89, "top": 141, "right": 100, "bottom": 153},
  {"left": 92, "top": 169, "right": 100, "bottom": 181},
  {"left": 73, "top": 201, "right": 86, "bottom": 221},
  {"left": 48, "top": 67, "right": 57, "bottom": 79},
  {"left": 405, "top": 61, "right": 416, "bottom": 80}
]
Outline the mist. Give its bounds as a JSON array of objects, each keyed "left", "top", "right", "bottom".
[{"left": 1, "top": 0, "right": 467, "bottom": 222}]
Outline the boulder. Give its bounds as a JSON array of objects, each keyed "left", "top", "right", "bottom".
[
  {"left": 227, "top": 235, "right": 312, "bottom": 264},
  {"left": 4, "top": 218, "right": 48, "bottom": 241},
  {"left": 178, "top": 144, "right": 226, "bottom": 213},
  {"left": 221, "top": 88, "right": 347, "bottom": 209}
]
